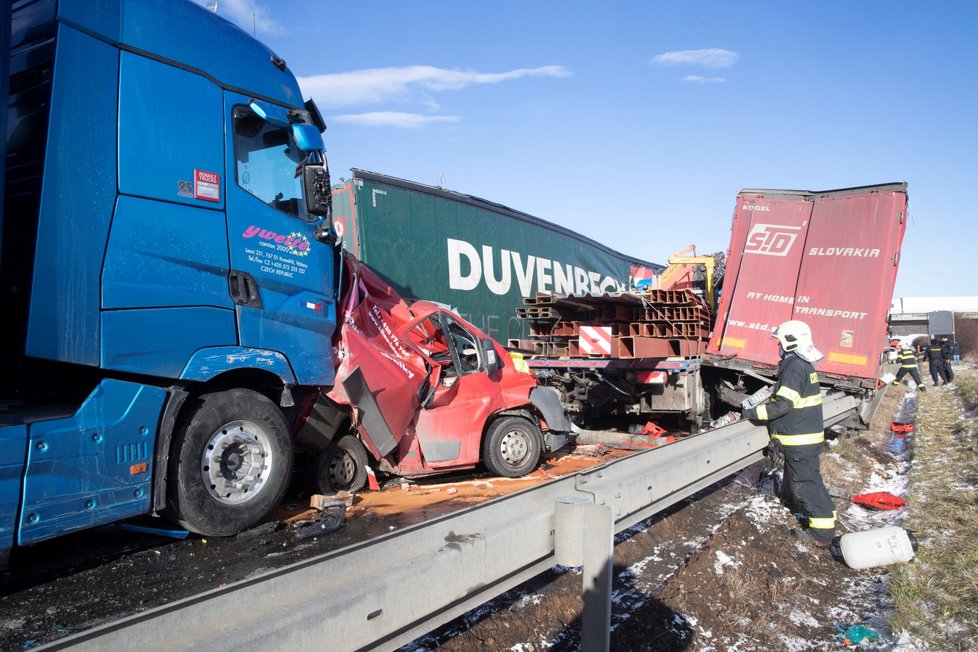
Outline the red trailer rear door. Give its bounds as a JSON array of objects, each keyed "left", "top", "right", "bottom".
[{"left": 708, "top": 183, "right": 907, "bottom": 381}]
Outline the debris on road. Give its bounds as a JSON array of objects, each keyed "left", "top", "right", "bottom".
[
  {"left": 311, "top": 491, "right": 355, "bottom": 510},
  {"left": 290, "top": 503, "right": 347, "bottom": 540},
  {"left": 838, "top": 623, "right": 880, "bottom": 646},
  {"left": 850, "top": 491, "right": 906, "bottom": 511},
  {"left": 234, "top": 522, "right": 280, "bottom": 542}
]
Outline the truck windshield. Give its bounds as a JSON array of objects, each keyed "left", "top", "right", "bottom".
[{"left": 232, "top": 105, "right": 309, "bottom": 219}]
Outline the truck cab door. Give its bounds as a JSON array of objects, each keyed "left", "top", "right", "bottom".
[{"left": 223, "top": 93, "right": 336, "bottom": 386}]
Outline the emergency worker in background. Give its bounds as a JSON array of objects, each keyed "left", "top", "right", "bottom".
[
  {"left": 927, "top": 338, "right": 949, "bottom": 386},
  {"left": 941, "top": 336, "right": 955, "bottom": 383},
  {"left": 892, "top": 342, "right": 926, "bottom": 392},
  {"left": 743, "top": 320, "right": 836, "bottom": 548}
]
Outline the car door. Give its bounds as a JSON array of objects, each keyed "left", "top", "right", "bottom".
[{"left": 400, "top": 311, "right": 504, "bottom": 468}]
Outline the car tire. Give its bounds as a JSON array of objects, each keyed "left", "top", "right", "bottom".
[
  {"left": 482, "top": 416, "right": 542, "bottom": 478},
  {"left": 316, "top": 435, "right": 368, "bottom": 493}
]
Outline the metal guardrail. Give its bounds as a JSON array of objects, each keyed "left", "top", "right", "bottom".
[{"left": 48, "top": 393, "right": 860, "bottom": 652}]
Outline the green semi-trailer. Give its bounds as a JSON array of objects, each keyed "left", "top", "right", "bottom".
[{"left": 331, "top": 170, "right": 662, "bottom": 344}]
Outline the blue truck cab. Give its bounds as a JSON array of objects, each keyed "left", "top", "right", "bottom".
[{"left": 0, "top": 0, "right": 337, "bottom": 565}]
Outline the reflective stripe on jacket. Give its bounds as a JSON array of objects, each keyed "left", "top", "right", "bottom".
[
  {"left": 898, "top": 348, "right": 917, "bottom": 369},
  {"left": 750, "top": 353, "right": 824, "bottom": 447}
]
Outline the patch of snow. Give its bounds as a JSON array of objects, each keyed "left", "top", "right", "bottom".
[
  {"left": 891, "top": 629, "right": 931, "bottom": 651},
  {"left": 721, "top": 635, "right": 756, "bottom": 652},
  {"left": 788, "top": 610, "right": 819, "bottom": 627},
  {"left": 515, "top": 593, "right": 543, "bottom": 608},
  {"left": 778, "top": 632, "right": 814, "bottom": 652},
  {"left": 713, "top": 550, "right": 741, "bottom": 575},
  {"left": 743, "top": 493, "right": 785, "bottom": 530}
]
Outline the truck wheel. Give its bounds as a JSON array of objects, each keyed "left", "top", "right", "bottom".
[
  {"left": 169, "top": 389, "right": 293, "bottom": 537},
  {"left": 482, "top": 416, "right": 542, "bottom": 478},
  {"left": 316, "top": 435, "right": 368, "bottom": 493}
]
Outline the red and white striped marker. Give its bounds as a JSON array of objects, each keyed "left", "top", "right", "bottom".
[{"left": 579, "top": 326, "right": 613, "bottom": 356}]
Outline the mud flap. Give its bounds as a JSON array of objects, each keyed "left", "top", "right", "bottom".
[
  {"left": 530, "top": 386, "right": 572, "bottom": 431},
  {"left": 543, "top": 432, "right": 571, "bottom": 452},
  {"left": 530, "top": 386, "right": 573, "bottom": 453}
]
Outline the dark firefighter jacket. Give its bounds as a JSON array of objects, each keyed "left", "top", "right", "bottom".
[
  {"left": 898, "top": 347, "right": 918, "bottom": 368},
  {"left": 942, "top": 341, "right": 954, "bottom": 360},
  {"left": 745, "top": 352, "right": 823, "bottom": 448},
  {"left": 927, "top": 343, "right": 945, "bottom": 364}
]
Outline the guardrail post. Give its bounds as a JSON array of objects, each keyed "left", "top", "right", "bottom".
[{"left": 556, "top": 496, "right": 613, "bottom": 652}]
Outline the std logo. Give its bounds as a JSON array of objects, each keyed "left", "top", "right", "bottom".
[{"left": 745, "top": 223, "right": 802, "bottom": 257}]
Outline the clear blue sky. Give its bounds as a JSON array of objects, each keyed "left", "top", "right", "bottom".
[{"left": 200, "top": 0, "right": 977, "bottom": 300}]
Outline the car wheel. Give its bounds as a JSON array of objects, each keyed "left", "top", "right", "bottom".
[
  {"left": 482, "top": 416, "right": 542, "bottom": 478},
  {"left": 316, "top": 435, "right": 368, "bottom": 493}
]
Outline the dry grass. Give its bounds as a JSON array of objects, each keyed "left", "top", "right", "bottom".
[
  {"left": 954, "top": 371, "right": 978, "bottom": 411},
  {"left": 720, "top": 566, "right": 755, "bottom": 602},
  {"left": 889, "top": 367, "right": 978, "bottom": 648},
  {"left": 819, "top": 383, "right": 903, "bottom": 494}
]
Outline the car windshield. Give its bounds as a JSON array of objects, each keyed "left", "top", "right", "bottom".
[
  {"left": 232, "top": 105, "right": 309, "bottom": 219},
  {"left": 404, "top": 312, "right": 482, "bottom": 377}
]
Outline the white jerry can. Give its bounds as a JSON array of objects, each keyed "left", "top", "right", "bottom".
[{"left": 839, "top": 526, "right": 918, "bottom": 570}]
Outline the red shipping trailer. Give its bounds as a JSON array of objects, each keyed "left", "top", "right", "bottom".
[{"left": 708, "top": 183, "right": 907, "bottom": 388}]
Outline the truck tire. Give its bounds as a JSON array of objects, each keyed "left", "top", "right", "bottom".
[
  {"left": 482, "top": 416, "right": 542, "bottom": 478},
  {"left": 315, "top": 435, "right": 368, "bottom": 493},
  {"left": 168, "top": 389, "right": 293, "bottom": 537}
]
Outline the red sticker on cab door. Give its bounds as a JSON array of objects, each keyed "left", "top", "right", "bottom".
[{"left": 194, "top": 169, "right": 221, "bottom": 202}]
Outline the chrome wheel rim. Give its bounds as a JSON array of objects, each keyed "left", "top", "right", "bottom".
[{"left": 201, "top": 420, "right": 273, "bottom": 504}]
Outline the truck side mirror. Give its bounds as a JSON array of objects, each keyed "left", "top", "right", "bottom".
[
  {"left": 248, "top": 99, "right": 290, "bottom": 127},
  {"left": 303, "top": 164, "right": 331, "bottom": 217},
  {"left": 291, "top": 123, "right": 324, "bottom": 152}
]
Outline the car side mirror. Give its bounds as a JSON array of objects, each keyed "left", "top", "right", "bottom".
[{"left": 483, "top": 338, "right": 503, "bottom": 373}]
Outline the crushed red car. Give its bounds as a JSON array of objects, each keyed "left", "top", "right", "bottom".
[{"left": 294, "top": 255, "right": 573, "bottom": 492}]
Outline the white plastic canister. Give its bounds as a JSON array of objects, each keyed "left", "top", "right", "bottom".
[{"left": 839, "top": 526, "right": 918, "bottom": 570}]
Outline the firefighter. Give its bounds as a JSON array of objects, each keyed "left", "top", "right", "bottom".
[
  {"left": 927, "top": 338, "right": 949, "bottom": 386},
  {"left": 743, "top": 320, "right": 836, "bottom": 548},
  {"left": 941, "top": 336, "right": 955, "bottom": 383},
  {"left": 892, "top": 342, "right": 926, "bottom": 392}
]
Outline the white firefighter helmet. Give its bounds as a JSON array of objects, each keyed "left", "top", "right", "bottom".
[{"left": 772, "top": 320, "right": 824, "bottom": 362}]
